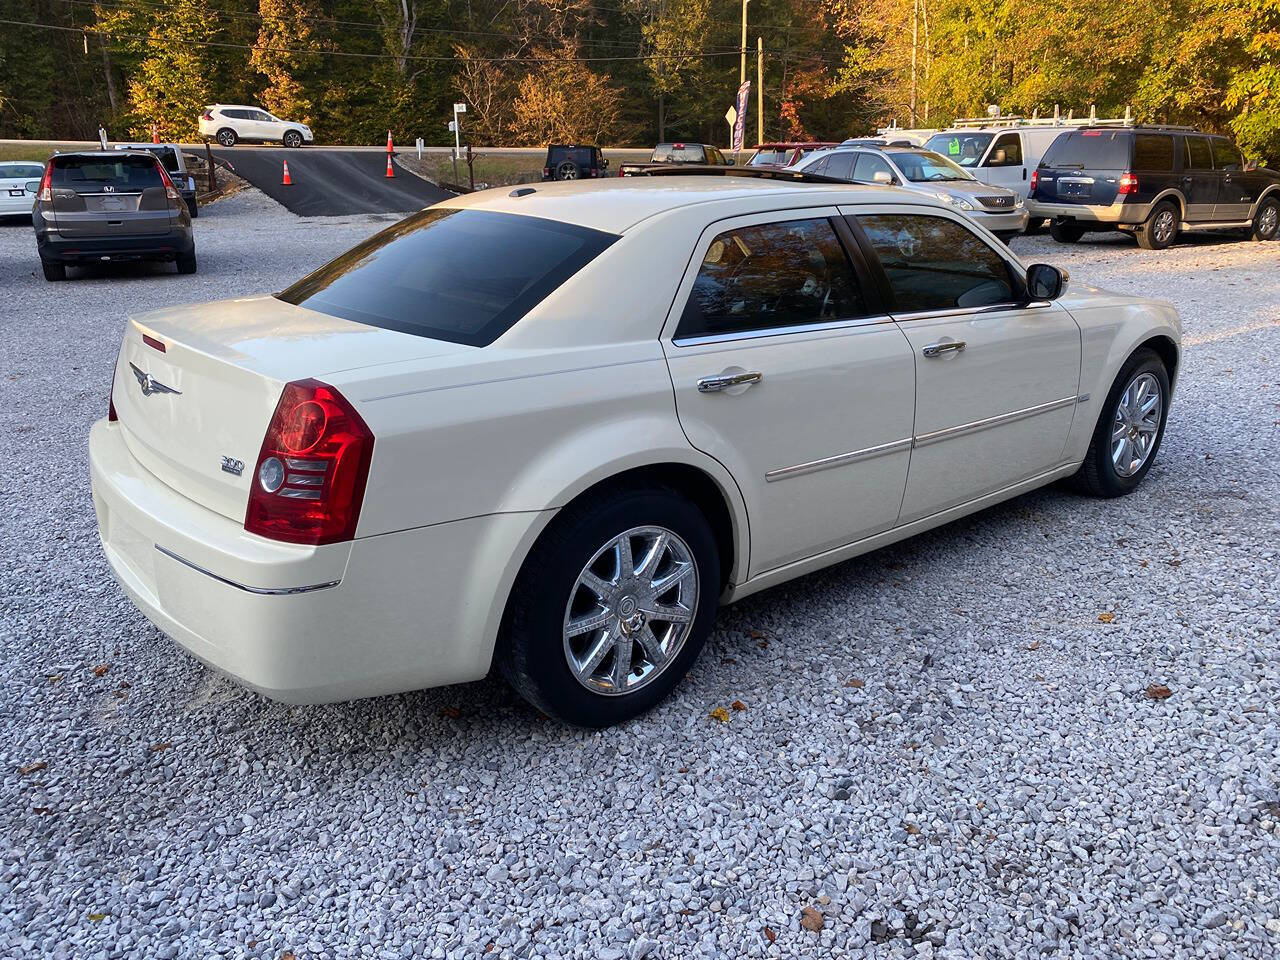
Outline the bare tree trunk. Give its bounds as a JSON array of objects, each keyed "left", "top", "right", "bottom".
[
  {"left": 395, "top": 0, "right": 416, "bottom": 73},
  {"left": 100, "top": 37, "right": 119, "bottom": 114}
]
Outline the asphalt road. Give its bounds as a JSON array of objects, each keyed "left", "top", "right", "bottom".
[{"left": 211, "top": 146, "right": 452, "bottom": 216}]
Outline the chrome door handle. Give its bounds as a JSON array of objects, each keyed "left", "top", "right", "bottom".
[
  {"left": 697, "top": 371, "right": 762, "bottom": 393},
  {"left": 922, "top": 340, "right": 966, "bottom": 358}
]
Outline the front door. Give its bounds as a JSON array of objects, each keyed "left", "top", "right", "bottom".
[
  {"left": 662, "top": 210, "right": 917, "bottom": 576},
  {"left": 1181, "top": 136, "right": 1218, "bottom": 222},
  {"left": 846, "top": 207, "right": 1082, "bottom": 522},
  {"left": 980, "top": 132, "right": 1028, "bottom": 199}
]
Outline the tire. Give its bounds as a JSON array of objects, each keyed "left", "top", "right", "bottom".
[
  {"left": 1136, "top": 201, "right": 1179, "bottom": 250},
  {"left": 1252, "top": 196, "right": 1279, "bottom": 241},
  {"left": 994, "top": 231, "right": 1017, "bottom": 245},
  {"left": 1049, "top": 218, "right": 1085, "bottom": 243},
  {"left": 1024, "top": 217, "right": 1048, "bottom": 235},
  {"left": 283, "top": 130, "right": 303, "bottom": 148},
  {"left": 216, "top": 128, "right": 237, "bottom": 147},
  {"left": 554, "top": 160, "right": 581, "bottom": 181},
  {"left": 176, "top": 251, "right": 197, "bottom": 275},
  {"left": 41, "top": 259, "right": 66, "bottom": 282},
  {"left": 186, "top": 198, "right": 199, "bottom": 219},
  {"left": 497, "top": 485, "right": 721, "bottom": 727},
  {"left": 1072, "top": 348, "right": 1170, "bottom": 498}
]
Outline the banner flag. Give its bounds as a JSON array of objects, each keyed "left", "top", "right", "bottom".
[{"left": 732, "top": 81, "right": 751, "bottom": 152}]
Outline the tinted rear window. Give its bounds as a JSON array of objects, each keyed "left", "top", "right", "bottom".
[
  {"left": 51, "top": 156, "right": 163, "bottom": 191},
  {"left": 1132, "top": 135, "right": 1174, "bottom": 170},
  {"left": 549, "top": 147, "right": 594, "bottom": 166},
  {"left": 652, "top": 144, "right": 707, "bottom": 163},
  {"left": 0, "top": 162, "right": 44, "bottom": 179},
  {"left": 277, "top": 208, "right": 617, "bottom": 347},
  {"left": 1039, "top": 131, "right": 1130, "bottom": 169}
]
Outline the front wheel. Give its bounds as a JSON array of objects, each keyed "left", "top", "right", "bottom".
[
  {"left": 1252, "top": 197, "right": 1279, "bottom": 241},
  {"left": 993, "top": 231, "right": 1018, "bottom": 245},
  {"left": 1072, "top": 348, "right": 1170, "bottom": 497},
  {"left": 1136, "top": 201, "right": 1179, "bottom": 250},
  {"left": 41, "top": 259, "right": 66, "bottom": 282},
  {"left": 1049, "top": 218, "right": 1085, "bottom": 243},
  {"left": 498, "top": 486, "right": 720, "bottom": 727}
]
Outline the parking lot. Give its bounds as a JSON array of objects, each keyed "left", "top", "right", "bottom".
[{"left": 1, "top": 188, "right": 1278, "bottom": 959}]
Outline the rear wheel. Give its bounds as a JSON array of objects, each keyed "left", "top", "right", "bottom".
[
  {"left": 283, "top": 130, "right": 303, "bottom": 148},
  {"left": 216, "top": 128, "right": 237, "bottom": 147},
  {"left": 176, "top": 252, "right": 197, "bottom": 275},
  {"left": 1072, "top": 348, "right": 1170, "bottom": 497},
  {"left": 554, "top": 160, "right": 581, "bottom": 181},
  {"left": 1024, "top": 217, "right": 1048, "bottom": 235},
  {"left": 498, "top": 486, "right": 720, "bottom": 727},
  {"left": 1049, "top": 218, "right": 1085, "bottom": 243},
  {"left": 41, "top": 259, "right": 66, "bottom": 282},
  {"left": 1136, "top": 201, "right": 1179, "bottom": 250},
  {"left": 1252, "top": 196, "right": 1278, "bottom": 241}
]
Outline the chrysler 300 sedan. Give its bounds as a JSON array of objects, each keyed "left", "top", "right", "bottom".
[{"left": 90, "top": 175, "right": 1181, "bottom": 726}]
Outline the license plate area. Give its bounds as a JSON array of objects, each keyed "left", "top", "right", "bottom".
[{"left": 1058, "top": 178, "right": 1094, "bottom": 198}]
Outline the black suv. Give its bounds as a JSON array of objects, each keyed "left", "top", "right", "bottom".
[
  {"left": 1030, "top": 126, "right": 1280, "bottom": 249},
  {"left": 542, "top": 145, "right": 608, "bottom": 181}
]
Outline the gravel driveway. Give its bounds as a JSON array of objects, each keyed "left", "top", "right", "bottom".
[{"left": 1, "top": 195, "right": 1277, "bottom": 960}]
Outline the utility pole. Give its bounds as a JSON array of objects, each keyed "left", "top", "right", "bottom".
[
  {"left": 757, "top": 38, "right": 764, "bottom": 148},
  {"left": 739, "top": 0, "right": 749, "bottom": 86}
]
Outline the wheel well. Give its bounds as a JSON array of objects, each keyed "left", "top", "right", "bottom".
[
  {"left": 556, "top": 464, "right": 738, "bottom": 590},
  {"left": 1138, "top": 334, "right": 1179, "bottom": 388}
]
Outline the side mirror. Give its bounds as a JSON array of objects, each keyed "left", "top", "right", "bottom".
[
  {"left": 24, "top": 180, "right": 40, "bottom": 194},
  {"left": 1026, "top": 263, "right": 1068, "bottom": 301},
  {"left": 725, "top": 157, "right": 736, "bottom": 166},
  {"left": 600, "top": 157, "right": 609, "bottom": 169},
  {"left": 872, "top": 170, "right": 893, "bottom": 184}
]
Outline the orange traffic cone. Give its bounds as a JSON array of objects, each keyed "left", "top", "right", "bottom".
[
  {"left": 282, "top": 160, "right": 292, "bottom": 186},
  {"left": 385, "top": 154, "right": 395, "bottom": 178},
  {"left": 152, "top": 124, "right": 159, "bottom": 144},
  {"left": 386, "top": 130, "right": 394, "bottom": 153}
]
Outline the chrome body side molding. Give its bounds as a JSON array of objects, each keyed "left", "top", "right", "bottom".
[{"left": 154, "top": 544, "right": 342, "bottom": 596}]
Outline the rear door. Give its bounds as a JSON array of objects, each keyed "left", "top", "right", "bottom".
[
  {"left": 1034, "top": 130, "right": 1129, "bottom": 207},
  {"left": 1181, "top": 136, "right": 1217, "bottom": 222},
  {"left": 1131, "top": 133, "right": 1178, "bottom": 209},
  {"left": 1211, "top": 138, "right": 1253, "bottom": 220},
  {"left": 49, "top": 155, "right": 172, "bottom": 238}
]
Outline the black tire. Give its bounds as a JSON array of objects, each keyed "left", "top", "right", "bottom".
[
  {"left": 283, "top": 130, "right": 303, "bottom": 148},
  {"left": 1252, "top": 196, "right": 1279, "bottom": 241},
  {"left": 497, "top": 485, "right": 721, "bottom": 727},
  {"left": 176, "top": 251, "right": 197, "bottom": 274},
  {"left": 554, "top": 160, "right": 581, "bottom": 181},
  {"left": 1049, "top": 218, "right": 1085, "bottom": 243},
  {"left": 187, "top": 198, "right": 199, "bottom": 219},
  {"left": 1024, "top": 217, "right": 1048, "bottom": 235},
  {"left": 41, "top": 259, "right": 66, "bottom": 282},
  {"left": 216, "top": 128, "right": 237, "bottom": 147},
  {"left": 1072, "top": 348, "right": 1170, "bottom": 498},
  {"left": 1136, "top": 200, "right": 1179, "bottom": 250},
  {"left": 994, "top": 231, "right": 1017, "bottom": 245}
]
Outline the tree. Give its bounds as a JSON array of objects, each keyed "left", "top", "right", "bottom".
[
  {"left": 509, "top": 50, "right": 623, "bottom": 144},
  {"left": 250, "top": 0, "right": 326, "bottom": 123}
]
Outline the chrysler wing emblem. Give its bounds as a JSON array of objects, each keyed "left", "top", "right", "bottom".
[{"left": 129, "top": 362, "right": 181, "bottom": 397}]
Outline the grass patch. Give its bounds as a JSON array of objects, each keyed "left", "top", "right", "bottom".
[{"left": 0, "top": 143, "right": 89, "bottom": 163}]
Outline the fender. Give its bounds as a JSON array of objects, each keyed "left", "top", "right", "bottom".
[{"left": 1248, "top": 183, "right": 1280, "bottom": 220}]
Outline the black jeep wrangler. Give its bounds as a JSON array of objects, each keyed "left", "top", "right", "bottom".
[{"left": 542, "top": 145, "right": 608, "bottom": 181}]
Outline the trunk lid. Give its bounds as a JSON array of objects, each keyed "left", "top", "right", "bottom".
[
  {"left": 113, "top": 295, "right": 473, "bottom": 522},
  {"left": 49, "top": 153, "right": 174, "bottom": 237},
  {"left": 1033, "top": 130, "right": 1131, "bottom": 206}
]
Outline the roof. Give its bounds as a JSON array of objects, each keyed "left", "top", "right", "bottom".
[
  {"left": 49, "top": 150, "right": 163, "bottom": 160},
  {"left": 439, "top": 176, "right": 915, "bottom": 233},
  {"left": 754, "top": 142, "right": 838, "bottom": 149}
]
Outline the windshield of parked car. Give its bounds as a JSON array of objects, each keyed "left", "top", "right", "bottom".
[
  {"left": 277, "top": 208, "right": 618, "bottom": 347},
  {"left": 0, "top": 162, "right": 45, "bottom": 179},
  {"left": 925, "top": 133, "right": 994, "bottom": 167},
  {"left": 1039, "top": 130, "right": 1130, "bottom": 169},
  {"left": 652, "top": 144, "right": 707, "bottom": 163},
  {"left": 51, "top": 155, "right": 165, "bottom": 192},
  {"left": 891, "top": 150, "right": 975, "bottom": 182}
]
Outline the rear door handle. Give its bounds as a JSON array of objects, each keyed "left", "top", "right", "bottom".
[
  {"left": 697, "top": 371, "right": 762, "bottom": 393},
  {"left": 922, "top": 340, "right": 966, "bottom": 358}
]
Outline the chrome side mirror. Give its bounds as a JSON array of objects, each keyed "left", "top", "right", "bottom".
[
  {"left": 872, "top": 170, "right": 893, "bottom": 185},
  {"left": 1027, "top": 263, "right": 1068, "bottom": 300}
]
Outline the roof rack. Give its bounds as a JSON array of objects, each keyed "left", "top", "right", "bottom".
[
  {"left": 621, "top": 165, "right": 853, "bottom": 185},
  {"left": 942, "top": 104, "right": 1195, "bottom": 133}
]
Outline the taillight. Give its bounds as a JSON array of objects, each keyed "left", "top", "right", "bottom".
[
  {"left": 201, "top": 110, "right": 213, "bottom": 121},
  {"left": 1029, "top": 169, "right": 1039, "bottom": 193},
  {"left": 38, "top": 164, "right": 52, "bottom": 202},
  {"left": 157, "top": 163, "right": 181, "bottom": 202},
  {"left": 245, "top": 380, "right": 374, "bottom": 545},
  {"left": 543, "top": 167, "right": 550, "bottom": 177},
  {"left": 1118, "top": 171, "right": 1139, "bottom": 195}
]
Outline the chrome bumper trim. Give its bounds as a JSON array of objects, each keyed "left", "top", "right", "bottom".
[
  {"left": 154, "top": 544, "right": 342, "bottom": 596},
  {"left": 766, "top": 437, "right": 913, "bottom": 482},
  {"left": 913, "top": 396, "right": 1077, "bottom": 448}
]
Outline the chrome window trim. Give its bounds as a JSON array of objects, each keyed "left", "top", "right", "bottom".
[
  {"left": 673, "top": 313, "right": 893, "bottom": 348},
  {"left": 766, "top": 437, "right": 913, "bottom": 482},
  {"left": 154, "top": 544, "right": 342, "bottom": 596},
  {"left": 889, "top": 300, "right": 1052, "bottom": 322},
  {"left": 913, "top": 396, "right": 1077, "bottom": 448}
]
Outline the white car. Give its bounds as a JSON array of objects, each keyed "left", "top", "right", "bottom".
[
  {"left": 0, "top": 161, "right": 44, "bottom": 216},
  {"left": 90, "top": 175, "right": 1181, "bottom": 726},
  {"left": 199, "top": 104, "right": 314, "bottom": 148}
]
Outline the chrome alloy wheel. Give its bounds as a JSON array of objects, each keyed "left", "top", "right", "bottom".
[
  {"left": 562, "top": 526, "right": 698, "bottom": 696},
  {"left": 1259, "top": 203, "right": 1278, "bottom": 238},
  {"left": 556, "top": 160, "right": 580, "bottom": 180},
  {"left": 1152, "top": 208, "right": 1176, "bottom": 245},
  {"left": 1112, "top": 371, "right": 1163, "bottom": 477}
]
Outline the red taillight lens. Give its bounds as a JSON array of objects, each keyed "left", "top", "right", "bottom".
[
  {"left": 202, "top": 110, "right": 213, "bottom": 121},
  {"left": 543, "top": 167, "right": 550, "bottom": 177},
  {"left": 38, "top": 164, "right": 53, "bottom": 202},
  {"left": 1118, "top": 171, "right": 1139, "bottom": 195},
  {"left": 157, "top": 163, "right": 181, "bottom": 202},
  {"left": 244, "top": 380, "right": 374, "bottom": 545},
  {"left": 1029, "top": 169, "right": 1039, "bottom": 193}
]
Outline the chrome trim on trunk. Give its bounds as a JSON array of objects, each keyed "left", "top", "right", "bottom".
[{"left": 154, "top": 545, "right": 341, "bottom": 595}]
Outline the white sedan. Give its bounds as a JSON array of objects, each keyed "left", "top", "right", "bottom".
[
  {"left": 90, "top": 175, "right": 1181, "bottom": 726},
  {"left": 0, "top": 161, "right": 44, "bottom": 216}
]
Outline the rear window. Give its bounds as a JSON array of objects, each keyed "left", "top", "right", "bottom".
[
  {"left": 51, "top": 155, "right": 163, "bottom": 191},
  {"left": 277, "top": 208, "right": 618, "bottom": 347},
  {"left": 1132, "top": 134, "right": 1174, "bottom": 171},
  {"left": 0, "top": 162, "right": 44, "bottom": 179},
  {"left": 652, "top": 144, "right": 707, "bottom": 163},
  {"left": 548, "top": 147, "right": 594, "bottom": 166},
  {"left": 1040, "top": 131, "right": 1130, "bottom": 169}
]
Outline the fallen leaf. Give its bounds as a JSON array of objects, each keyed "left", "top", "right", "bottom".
[
  {"left": 758, "top": 640, "right": 768, "bottom": 649},
  {"left": 87, "top": 913, "right": 107, "bottom": 923},
  {"left": 31, "top": 806, "right": 51, "bottom": 815},
  {"left": 440, "top": 706, "right": 461, "bottom": 719},
  {"left": 749, "top": 629, "right": 763, "bottom": 639},
  {"left": 1097, "top": 612, "right": 1115, "bottom": 624},
  {"left": 904, "top": 822, "right": 921, "bottom": 835},
  {"left": 720, "top": 657, "right": 737, "bottom": 665},
  {"left": 47, "top": 674, "right": 61, "bottom": 684},
  {"left": 149, "top": 742, "right": 171, "bottom": 752},
  {"left": 18, "top": 761, "right": 46, "bottom": 776},
  {"left": 731, "top": 700, "right": 746, "bottom": 711},
  {"left": 800, "top": 906, "right": 824, "bottom": 931},
  {"left": 678, "top": 766, "right": 688, "bottom": 774},
  {"left": 764, "top": 926, "right": 777, "bottom": 943},
  {"left": 1140, "top": 560, "right": 1149, "bottom": 568},
  {"left": 708, "top": 706, "right": 730, "bottom": 723},
  {"left": 92, "top": 664, "right": 110, "bottom": 677},
  {"left": 845, "top": 677, "right": 865, "bottom": 688},
  {"left": 1146, "top": 684, "right": 1173, "bottom": 700},
  {"left": 1028, "top": 642, "right": 1041, "bottom": 651},
  {"left": 280, "top": 952, "right": 296, "bottom": 960}
]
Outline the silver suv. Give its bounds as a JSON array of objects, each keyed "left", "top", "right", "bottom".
[
  {"left": 32, "top": 151, "right": 195, "bottom": 281},
  {"left": 792, "top": 145, "right": 1029, "bottom": 241}
]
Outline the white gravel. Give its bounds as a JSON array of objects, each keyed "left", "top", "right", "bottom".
[{"left": 1, "top": 194, "right": 1278, "bottom": 959}]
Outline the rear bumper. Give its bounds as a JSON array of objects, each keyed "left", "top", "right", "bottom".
[
  {"left": 0, "top": 194, "right": 33, "bottom": 216},
  {"left": 37, "top": 230, "right": 194, "bottom": 263},
  {"left": 1027, "top": 199, "right": 1152, "bottom": 225},
  {"left": 90, "top": 419, "right": 541, "bottom": 703}
]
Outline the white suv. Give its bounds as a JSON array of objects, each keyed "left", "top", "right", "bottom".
[{"left": 199, "top": 105, "right": 314, "bottom": 148}]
